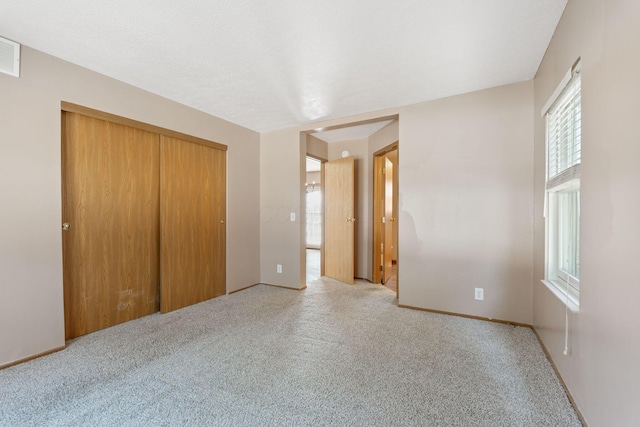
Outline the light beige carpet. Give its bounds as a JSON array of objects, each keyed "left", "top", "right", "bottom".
[{"left": 0, "top": 278, "right": 580, "bottom": 426}]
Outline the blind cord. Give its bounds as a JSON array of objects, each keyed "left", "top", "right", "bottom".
[{"left": 563, "top": 270, "right": 570, "bottom": 356}]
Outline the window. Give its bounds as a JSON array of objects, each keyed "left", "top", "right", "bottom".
[{"left": 544, "top": 63, "right": 581, "bottom": 308}]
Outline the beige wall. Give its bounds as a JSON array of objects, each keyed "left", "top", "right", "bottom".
[
  {"left": 533, "top": 1, "right": 640, "bottom": 425},
  {"left": 0, "top": 46, "right": 261, "bottom": 367},
  {"left": 398, "top": 82, "right": 534, "bottom": 323},
  {"left": 369, "top": 120, "right": 399, "bottom": 154},
  {"left": 260, "top": 82, "right": 534, "bottom": 328},
  {"left": 259, "top": 129, "right": 307, "bottom": 287},
  {"left": 306, "top": 134, "right": 328, "bottom": 160}
]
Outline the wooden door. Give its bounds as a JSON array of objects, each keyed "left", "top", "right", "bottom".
[
  {"left": 382, "top": 157, "right": 394, "bottom": 283},
  {"left": 373, "top": 146, "right": 398, "bottom": 286},
  {"left": 160, "top": 136, "right": 226, "bottom": 313},
  {"left": 324, "top": 156, "right": 355, "bottom": 284},
  {"left": 62, "top": 112, "right": 160, "bottom": 340},
  {"left": 373, "top": 154, "right": 383, "bottom": 284}
]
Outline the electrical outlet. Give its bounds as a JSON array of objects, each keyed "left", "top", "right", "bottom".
[
  {"left": 290, "top": 212, "right": 296, "bottom": 222},
  {"left": 276, "top": 264, "right": 282, "bottom": 274},
  {"left": 475, "top": 288, "right": 484, "bottom": 301}
]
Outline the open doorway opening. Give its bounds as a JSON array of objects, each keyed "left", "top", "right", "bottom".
[
  {"left": 373, "top": 144, "right": 399, "bottom": 296},
  {"left": 304, "top": 116, "right": 399, "bottom": 290},
  {"left": 305, "top": 156, "right": 323, "bottom": 283}
]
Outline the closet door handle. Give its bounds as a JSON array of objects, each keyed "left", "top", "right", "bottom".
[{"left": 62, "top": 223, "right": 71, "bottom": 231}]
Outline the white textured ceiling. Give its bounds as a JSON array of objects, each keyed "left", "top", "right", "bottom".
[{"left": 0, "top": 0, "right": 567, "bottom": 132}]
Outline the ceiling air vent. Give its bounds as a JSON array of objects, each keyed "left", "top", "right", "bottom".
[{"left": 0, "top": 36, "right": 20, "bottom": 77}]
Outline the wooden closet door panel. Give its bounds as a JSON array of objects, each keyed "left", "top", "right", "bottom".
[
  {"left": 62, "top": 113, "right": 160, "bottom": 339},
  {"left": 160, "top": 136, "right": 226, "bottom": 313}
]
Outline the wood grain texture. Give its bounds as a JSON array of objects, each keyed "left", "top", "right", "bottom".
[
  {"left": 320, "top": 161, "right": 326, "bottom": 277},
  {"left": 62, "top": 112, "right": 160, "bottom": 340},
  {"left": 324, "top": 156, "right": 355, "bottom": 284},
  {"left": 160, "top": 136, "right": 226, "bottom": 313},
  {"left": 372, "top": 146, "right": 398, "bottom": 287},
  {"left": 62, "top": 102, "right": 227, "bottom": 152},
  {"left": 373, "top": 155, "right": 384, "bottom": 284},
  {"left": 383, "top": 157, "right": 394, "bottom": 284}
]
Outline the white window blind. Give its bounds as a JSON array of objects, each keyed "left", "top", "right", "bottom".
[
  {"left": 546, "top": 71, "right": 581, "bottom": 189},
  {"left": 543, "top": 61, "right": 582, "bottom": 316}
]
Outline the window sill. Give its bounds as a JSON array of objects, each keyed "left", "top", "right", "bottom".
[{"left": 541, "top": 280, "right": 580, "bottom": 313}]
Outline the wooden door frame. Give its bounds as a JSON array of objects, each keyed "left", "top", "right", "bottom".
[
  {"left": 61, "top": 102, "right": 227, "bottom": 151},
  {"left": 372, "top": 143, "right": 399, "bottom": 288}
]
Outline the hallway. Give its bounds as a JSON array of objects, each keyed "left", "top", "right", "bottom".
[
  {"left": 383, "top": 264, "right": 397, "bottom": 294},
  {"left": 306, "top": 249, "right": 320, "bottom": 284}
]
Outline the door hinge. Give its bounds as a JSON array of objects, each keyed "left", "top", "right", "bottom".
[{"left": 380, "top": 265, "right": 384, "bottom": 271}]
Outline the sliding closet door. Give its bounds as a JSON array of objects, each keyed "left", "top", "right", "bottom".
[
  {"left": 62, "top": 112, "right": 160, "bottom": 340},
  {"left": 160, "top": 136, "right": 226, "bottom": 313}
]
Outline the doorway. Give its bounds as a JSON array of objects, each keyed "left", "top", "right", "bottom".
[
  {"left": 373, "top": 144, "right": 399, "bottom": 296},
  {"left": 303, "top": 116, "right": 398, "bottom": 289},
  {"left": 305, "top": 156, "right": 323, "bottom": 283}
]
